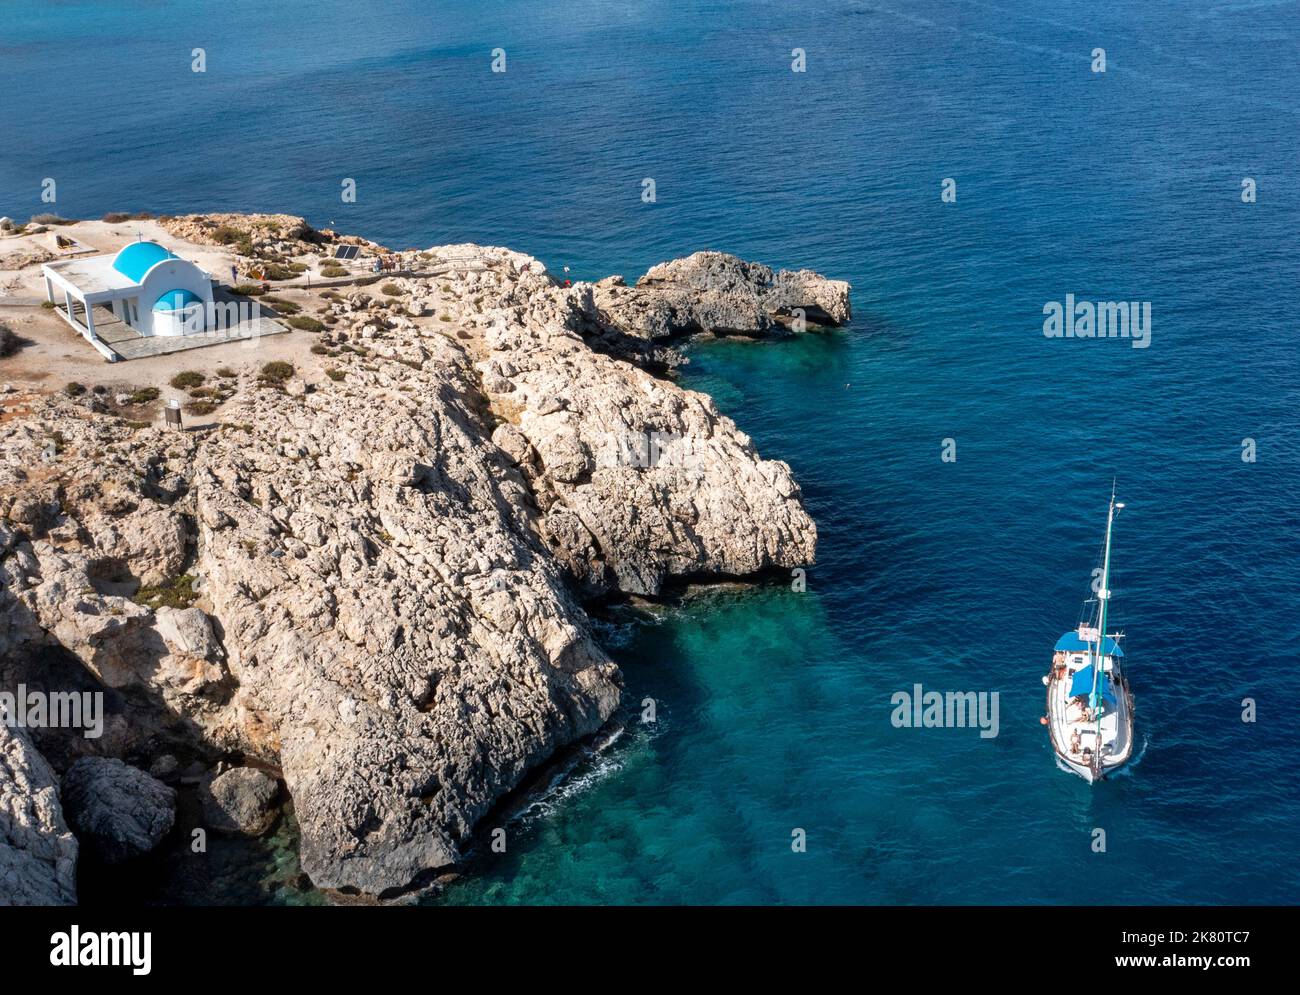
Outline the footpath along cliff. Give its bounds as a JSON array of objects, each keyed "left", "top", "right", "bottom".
[{"left": 0, "top": 216, "right": 849, "bottom": 900}]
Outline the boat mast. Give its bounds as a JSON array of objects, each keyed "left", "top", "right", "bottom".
[{"left": 1089, "top": 482, "right": 1119, "bottom": 775}]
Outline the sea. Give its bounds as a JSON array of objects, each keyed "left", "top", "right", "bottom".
[{"left": 2, "top": 0, "right": 1298, "bottom": 904}]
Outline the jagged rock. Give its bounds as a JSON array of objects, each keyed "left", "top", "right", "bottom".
[
  {"left": 60, "top": 757, "right": 175, "bottom": 864},
  {"left": 475, "top": 274, "right": 819, "bottom": 596},
  {"left": 154, "top": 606, "right": 222, "bottom": 661},
  {"left": 200, "top": 767, "right": 280, "bottom": 836},
  {"left": 0, "top": 722, "right": 78, "bottom": 905},
  {"left": 639, "top": 251, "right": 851, "bottom": 324},
  {"left": 580, "top": 251, "right": 851, "bottom": 362}
]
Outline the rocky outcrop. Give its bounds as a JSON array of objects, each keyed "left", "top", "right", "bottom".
[
  {"left": 60, "top": 757, "right": 175, "bottom": 864},
  {"left": 579, "top": 251, "right": 851, "bottom": 363},
  {"left": 0, "top": 232, "right": 840, "bottom": 898},
  {"left": 0, "top": 722, "right": 78, "bottom": 905},
  {"left": 475, "top": 274, "right": 818, "bottom": 595},
  {"left": 200, "top": 767, "right": 279, "bottom": 836},
  {"left": 160, "top": 212, "right": 328, "bottom": 251}
]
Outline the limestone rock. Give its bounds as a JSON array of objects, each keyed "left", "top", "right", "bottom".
[
  {"left": 0, "top": 230, "right": 833, "bottom": 898},
  {"left": 0, "top": 722, "right": 78, "bottom": 905},
  {"left": 200, "top": 767, "right": 280, "bottom": 836},
  {"left": 60, "top": 757, "right": 175, "bottom": 864},
  {"left": 581, "top": 250, "right": 851, "bottom": 362},
  {"left": 155, "top": 606, "right": 222, "bottom": 661},
  {"left": 476, "top": 272, "right": 819, "bottom": 596}
]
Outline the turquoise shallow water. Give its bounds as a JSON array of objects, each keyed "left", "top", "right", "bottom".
[{"left": 3, "top": 1, "right": 1299, "bottom": 904}]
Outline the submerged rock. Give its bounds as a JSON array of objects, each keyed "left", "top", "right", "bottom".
[{"left": 60, "top": 757, "right": 175, "bottom": 864}]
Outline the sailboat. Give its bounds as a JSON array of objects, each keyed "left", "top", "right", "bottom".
[{"left": 1044, "top": 486, "right": 1135, "bottom": 782}]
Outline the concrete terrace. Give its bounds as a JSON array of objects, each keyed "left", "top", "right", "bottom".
[{"left": 93, "top": 309, "right": 289, "bottom": 361}]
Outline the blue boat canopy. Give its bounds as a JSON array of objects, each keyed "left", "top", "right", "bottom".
[
  {"left": 1069, "top": 663, "right": 1117, "bottom": 705},
  {"left": 1055, "top": 631, "right": 1123, "bottom": 657},
  {"left": 112, "top": 241, "right": 175, "bottom": 283},
  {"left": 153, "top": 289, "right": 200, "bottom": 311}
]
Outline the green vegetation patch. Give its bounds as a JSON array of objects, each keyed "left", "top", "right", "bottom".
[
  {"left": 259, "top": 360, "right": 294, "bottom": 384},
  {"left": 133, "top": 574, "right": 198, "bottom": 610},
  {"left": 285, "top": 316, "right": 324, "bottom": 333}
]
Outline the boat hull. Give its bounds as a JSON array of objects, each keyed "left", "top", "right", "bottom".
[{"left": 1045, "top": 666, "right": 1134, "bottom": 783}]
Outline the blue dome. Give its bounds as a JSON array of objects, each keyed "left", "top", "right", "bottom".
[
  {"left": 153, "top": 289, "right": 201, "bottom": 312},
  {"left": 113, "top": 241, "right": 175, "bottom": 282}
]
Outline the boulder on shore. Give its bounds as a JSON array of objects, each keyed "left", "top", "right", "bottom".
[
  {"left": 60, "top": 757, "right": 175, "bottom": 864},
  {"left": 200, "top": 766, "right": 280, "bottom": 836}
]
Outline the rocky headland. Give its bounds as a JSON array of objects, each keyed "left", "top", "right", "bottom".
[{"left": 0, "top": 214, "right": 849, "bottom": 902}]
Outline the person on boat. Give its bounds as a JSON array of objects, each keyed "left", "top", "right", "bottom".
[{"left": 1069, "top": 729, "right": 1081, "bottom": 755}]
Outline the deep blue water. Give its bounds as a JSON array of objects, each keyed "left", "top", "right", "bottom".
[{"left": 3, "top": 1, "right": 1299, "bottom": 904}]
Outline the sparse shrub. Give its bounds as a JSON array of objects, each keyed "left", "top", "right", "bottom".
[
  {"left": 259, "top": 361, "right": 294, "bottom": 384},
  {"left": 64, "top": 381, "right": 86, "bottom": 397},
  {"left": 231, "top": 283, "right": 266, "bottom": 296},
  {"left": 185, "top": 400, "right": 218, "bottom": 415},
  {"left": 311, "top": 344, "right": 329, "bottom": 355},
  {"left": 127, "top": 387, "right": 160, "bottom": 404},
  {"left": 211, "top": 225, "right": 241, "bottom": 245},
  {"left": 102, "top": 212, "right": 131, "bottom": 223},
  {"left": 381, "top": 283, "right": 402, "bottom": 297},
  {"left": 262, "top": 296, "right": 300, "bottom": 315},
  {"left": 31, "top": 213, "right": 75, "bottom": 225},
  {"left": 0, "top": 325, "right": 20, "bottom": 358},
  {"left": 41, "top": 300, "right": 56, "bottom": 310},
  {"left": 133, "top": 574, "right": 198, "bottom": 610},
  {"left": 215, "top": 366, "right": 237, "bottom": 379},
  {"left": 258, "top": 263, "right": 294, "bottom": 281},
  {"left": 170, "top": 370, "right": 205, "bottom": 389},
  {"left": 326, "top": 368, "right": 345, "bottom": 382},
  {"left": 286, "top": 316, "right": 324, "bottom": 333}
]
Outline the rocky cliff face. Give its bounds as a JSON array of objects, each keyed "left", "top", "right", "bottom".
[
  {"left": 0, "top": 234, "right": 847, "bottom": 899},
  {"left": 0, "top": 722, "right": 78, "bottom": 905}
]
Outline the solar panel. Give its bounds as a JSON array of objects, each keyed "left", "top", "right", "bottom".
[{"left": 333, "top": 245, "right": 360, "bottom": 260}]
